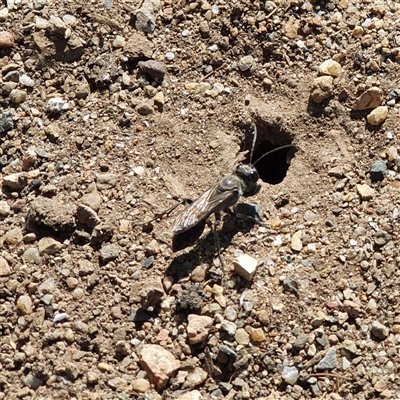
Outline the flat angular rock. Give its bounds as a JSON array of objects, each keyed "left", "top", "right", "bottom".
[
  {"left": 124, "top": 33, "right": 154, "bottom": 61},
  {"left": 38, "top": 237, "right": 63, "bottom": 255},
  {"left": 353, "top": 87, "right": 383, "bottom": 110},
  {"left": 76, "top": 204, "right": 101, "bottom": 229},
  {"left": 317, "top": 348, "right": 336, "bottom": 370},
  {"left": 2, "top": 172, "right": 28, "bottom": 190},
  {"left": 234, "top": 254, "right": 258, "bottom": 281},
  {"left": 26, "top": 197, "right": 76, "bottom": 234},
  {"left": 138, "top": 60, "right": 166, "bottom": 80},
  {"left": 139, "top": 344, "right": 180, "bottom": 389},
  {"left": 356, "top": 184, "right": 375, "bottom": 201}
]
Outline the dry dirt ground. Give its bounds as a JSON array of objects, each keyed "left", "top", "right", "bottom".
[{"left": 1, "top": 0, "right": 400, "bottom": 399}]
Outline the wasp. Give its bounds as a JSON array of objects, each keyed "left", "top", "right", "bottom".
[{"left": 171, "top": 132, "right": 294, "bottom": 252}]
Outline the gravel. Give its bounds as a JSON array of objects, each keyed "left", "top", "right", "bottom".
[{"left": 1, "top": 0, "right": 400, "bottom": 398}]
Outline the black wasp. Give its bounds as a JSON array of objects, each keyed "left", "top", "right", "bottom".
[{"left": 171, "top": 129, "right": 294, "bottom": 252}]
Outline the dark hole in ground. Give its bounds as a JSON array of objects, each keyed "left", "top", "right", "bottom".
[{"left": 243, "top": 122, "right": 295, "bottom": 184}]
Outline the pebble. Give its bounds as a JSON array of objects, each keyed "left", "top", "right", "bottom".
[
  {"left": 281, "top": 16, "right": 300, "bottom": 38},
  {"left": 356, "top": 183, "right": 375, "bottom": 201},
  {"left": 24, "top": 374, "right": 43, "bottom": 389},
  {"left": 0, "top": 200, "right": 11, "bottom": 216},
  {"left": 0, "top": 8, "right": 9, "bottom": 21},
  {"left": 182, "top": 367, "right": 208, "bottom": 389},
  {"left": 38, "top": 277, "right": 55, "bottom": 295},
  {"left": 235, "top": 328, "right": 250, "bottom": 346},
  {"left": 224, "top": 306, "right": 237, "bottom": 321},
  {"left": 343, "top": 300, "right": 361, "bottom": 318},
  {"left": 139, "top": 344, "right": 180, "bottom": 389},
  {"left": 112, "top": 35, "right": 125, "bottom": 48},
  {"left": 138, "top": 60, "right": 167, "bottom": 80},
  {"left": 187, "top": 314, "right": 213, "bottom": 344},
  {"left": 291, "top": 230, "right": 303, "bottom": 251},
  {"left": 310, "top": 76, "right": 333, "bottom": 103},
  {"left": 132, "top": 378, "right": 150, "bottom": 392},
  {"left": 99, "top": 244, "right": 120, "bottom": 263},
  {"left": 19, "top": 74, "right": 35, "bottom": 87},
  {"left": 38, "top": 237, "right": 63, "bottom": 255},
  {"left": 9, "top": 89, "right": 27, "bottom": 104},
  {"left": 371, "top": 320, "right": 389, "bottom": 340},
  {"left": 238, "top": 55, "right": 254, "bottom": 72},
  {"left": 76, "top": 204, "right": 101, "bottom": 228},
  {"left": 318, "top": 59, "right": 341, "bottom": 77},
  {"left": 176, "top": 390, "right": 202, "bottom": 400},
  {"left": 370, "top": 160, "right": 387, "bottom": 182},
  {"left": 247, "top": 327, "right": 266, "bottom": 342},
  {"left": 353, "top": 87, "right": 383, "bottom": 110},
  {"left": 46, "top": 97, "right": 68, "bottom": 113},
  {"left": 0, "top": 257, "right": 11, "bottom": 276},
  {"left": 3, "top": 172, "right": 28, "bottom": 190},
  {"left": 165, "top": 51, "right": 175, "bottom": 61},
  {"left": 367, "top": 106, "right": 388, "bottom": 126},
  {"left": 282, "top": 366, "right": 299, "bottom": 385},
  {"left": 17, "top": 295, "right": 33, "bottom": 315},
  {"left": 136, "top": 102, "right": 155, "bottom": 115},
  {"left": 96, "top": 173, "right": 118, "bottom": 190},
  {"left": 234, "top": 253, "right": 258, "bottom": 281},
  {"left": 0, "top": 31, "right": 14, "bottom": 47},
  {"left": 220, "top": 320, "right": 237, "bottom": 336},
  {"left": 317, "top": 348, "right": 336, "bottom": 370},
  {"left": 22, "top": 248, "right": 42, "bottom": 265}
]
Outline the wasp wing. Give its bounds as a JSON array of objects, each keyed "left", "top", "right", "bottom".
[{"left": 172, "top": 185, "right": 237, "bottom": 234}]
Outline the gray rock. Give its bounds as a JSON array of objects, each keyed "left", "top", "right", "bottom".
[
  {"left": 371, "top": 320, "right": 389, "bottom": 340},
  {"left": 220, "top": 320, "right": 237, "bottom": 336},
  {"left": 99, "top": 243, "right": 120, "bottom": 263},
  {"left": 96, "top": 173, "right": 118, "bottom": 191},
  {"left": 135, "top": 0, "right": 160, "bottom": 33},
  {"left": 293, "top": 333, "right": 308, "bottom": 350},
  {"left": 370, "top": 160, "right": 387, "bottom": 182},
  {"left": 317, "top": 348, "right": 336, "bottom": 370},
  {"left": 0, "top": 110, "right": 13, "bottom": 133},
  {"left": 22, "top": 248, "right": 42, "bottom": 265},
  {"left": 238, "top": 55, "right": 254, "bottom": 72},
  {"left": 138, "top": 60, "right": 167, "bottom": 80}
]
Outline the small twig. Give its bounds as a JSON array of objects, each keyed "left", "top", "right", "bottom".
[
  {"left": 200, "top": 63, "right": 226, "bottom": 82},
  {"left": 265, "top": 5, "right": 278, "bottom": 20},
  {"left": 309, "top": 372, "right": 352, "bottom": 381}
]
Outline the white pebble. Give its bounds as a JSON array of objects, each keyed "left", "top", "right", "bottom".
[
  {"left": 19, "top": 74, "right": 35, "bottom": 87},
  {"left": 165, "top": 51, "right": 175, "bottom": 61},
  {"left": 182, "top": 29, "right": 190, "bottom": 37}
]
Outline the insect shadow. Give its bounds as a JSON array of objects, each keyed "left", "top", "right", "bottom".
[{"left": 165, "top": 209, "right": 260, "bottom": 281}]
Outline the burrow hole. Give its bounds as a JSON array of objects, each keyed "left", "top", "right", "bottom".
[{"left": 244, "top": 120, "right": 295, "bottom": 185}]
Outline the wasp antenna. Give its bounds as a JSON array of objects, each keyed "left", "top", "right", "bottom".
[
  {"left": 252, "top": 144, "right": 295, "bottom": 167},
  {"left": 249, "top": 125, "right": 257, "bottom": 164}
]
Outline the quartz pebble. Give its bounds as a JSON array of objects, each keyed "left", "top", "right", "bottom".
[
  {"left": 0, "top": 31, "right": 14, "bottom": 47},
  {"left": 318, "top": 59, "right": 341, "bottom": 77},
  {"left": 310, "top": 76, "right": 333, "bottom": 103},
  {"left": 234, "top": 254, "right": 258, "bottom": 281},
  {"left": 282, "top": 366, "right": 299, "bottom": 385},
  {"left": 367, "top": 106, "right": 388, "bottom": 126}
]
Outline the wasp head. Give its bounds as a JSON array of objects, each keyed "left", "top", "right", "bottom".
[{"left": 235, "top": 164, "right": 261, "bottom": 197}]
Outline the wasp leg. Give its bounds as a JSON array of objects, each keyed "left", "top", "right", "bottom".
[
  {"left": 212, "top": 212, "right": 226, "bottom": 291},
  {"left": 133, "top": 198, "right": 192, "bottom": 227}
]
